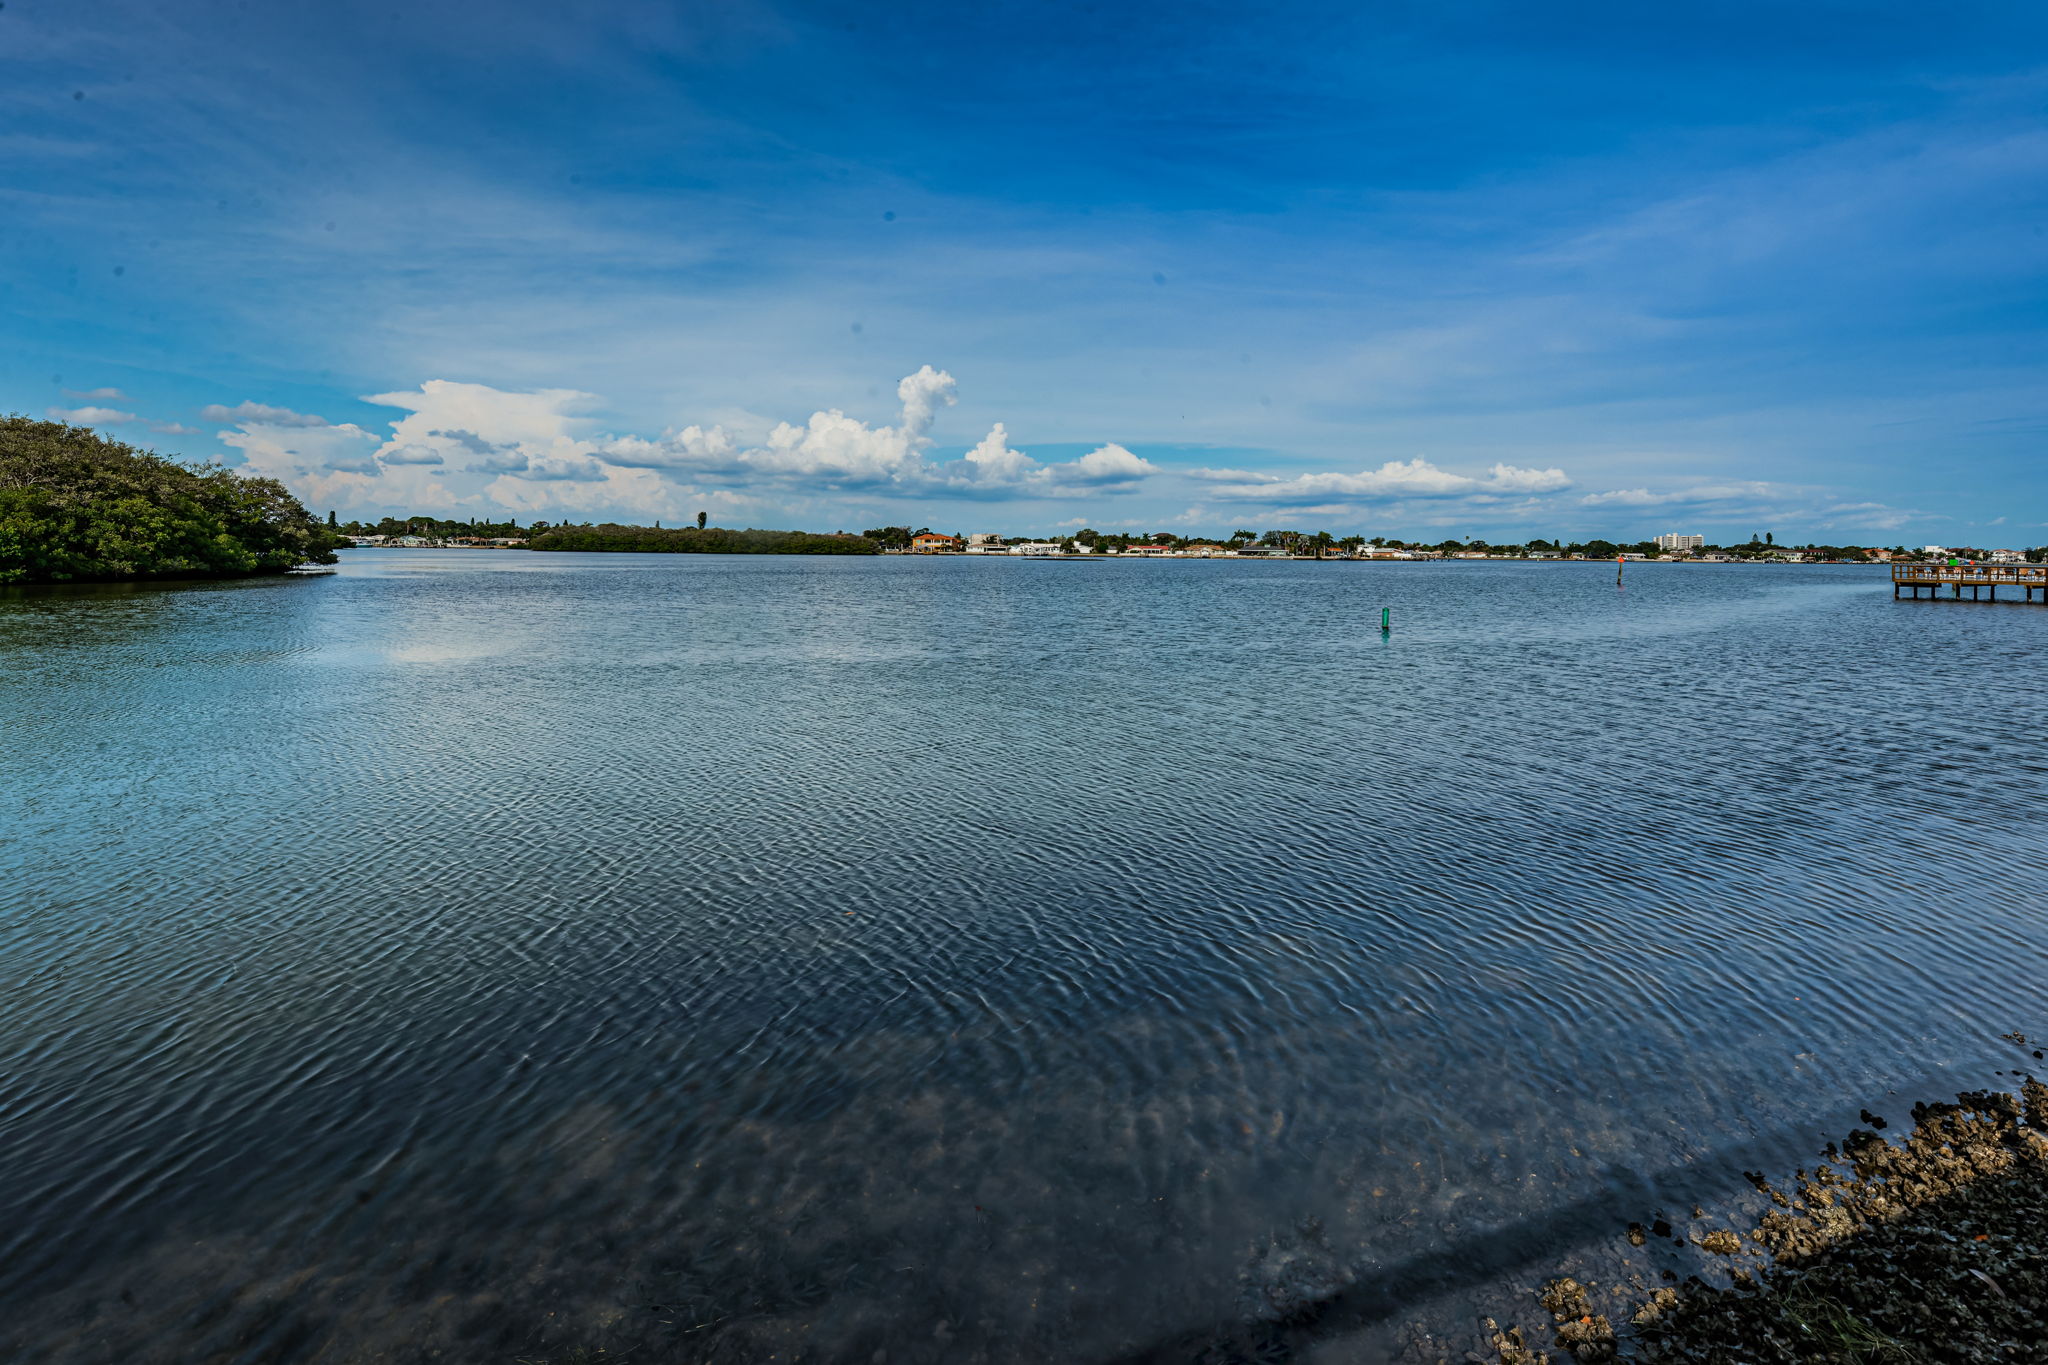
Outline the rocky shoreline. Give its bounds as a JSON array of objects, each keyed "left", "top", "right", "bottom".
[{"left": 1495, "top": 1065, "right": 2048, "bottom": 1364}]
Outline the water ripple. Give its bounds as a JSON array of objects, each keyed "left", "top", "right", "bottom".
[{"left": 2, "top": 555, "right": 2046, "bottom": 1363}]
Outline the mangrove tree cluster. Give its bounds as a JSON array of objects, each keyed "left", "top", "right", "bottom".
[
  {"left": 0, "top": 416, "right": 341, "bottom": 584},
  {"left": 526, "top": 523, "right": 879, "bottom": 554}
]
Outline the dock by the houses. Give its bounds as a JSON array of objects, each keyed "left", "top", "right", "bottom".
[{"left": 1893, "top": 562, "right": 2048, "bottom": 602}]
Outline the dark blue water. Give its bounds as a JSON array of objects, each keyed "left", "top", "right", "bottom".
[{"left": 4, "top": 552, "right": 2044, "bottom": 1363}]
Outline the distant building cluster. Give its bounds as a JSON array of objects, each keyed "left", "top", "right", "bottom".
[
  {"left": 892, "top": 533, "right": 1944, "bottom": 564},
  {"left": 1922, "top": 545, "right": 2029, "bottom": 563},
  {"left": 926, "top": 534, "right": 1435, "bottom": 559}
]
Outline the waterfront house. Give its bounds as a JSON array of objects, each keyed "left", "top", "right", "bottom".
[
  {"left": 1181, "top": 543, "right": 1229, "bottom": 557},
  {"left": 910, "top": 533, "right": 964, "bottom": 553},
  {"left": 965, "top": 533, "right": 1006, "bottom": 554}
]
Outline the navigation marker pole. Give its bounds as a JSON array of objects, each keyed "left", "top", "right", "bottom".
[
  {"left": 1381, "top": 606, "right": 1391, "bottom": 634},
  {"left": 1616, "top": 555, "right": 1625, "bottom": 587}
]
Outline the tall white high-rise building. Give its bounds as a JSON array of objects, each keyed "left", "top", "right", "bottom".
[{"left": 1654, "top": 533, "right": 1704, "bottom": 551}]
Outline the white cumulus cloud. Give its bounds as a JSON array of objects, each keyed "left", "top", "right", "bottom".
[
  {"left": 197, "top": 367, "right": 1630, "bottom": 526},
  {"left": 896, "top": 364, "right": 957, "bottom": 442},
  {"left": 960, "top": 422, "right": 1034, "bottom": 480},
  {"left": 1063, "top": 443, "right": 1156, "bottom": 483}
]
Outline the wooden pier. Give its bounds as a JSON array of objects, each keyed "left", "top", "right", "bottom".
[{"left": 1893, "top": 563, "right": 2048, "bottom": 602}]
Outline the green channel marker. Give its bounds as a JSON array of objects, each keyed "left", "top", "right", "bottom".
[{"left": 1380, "top": 606, "right": 1390, "bottom": 632}]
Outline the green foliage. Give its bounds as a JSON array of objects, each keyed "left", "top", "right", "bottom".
[
  {"left": 529, "top": 523, "right": 880, "bottom": 555},
  {"left": 0, "top": 415, "right": 341, "bottom": 584},
  {"left": 861, "top": 524, "right": 914, "bottom": 550}
]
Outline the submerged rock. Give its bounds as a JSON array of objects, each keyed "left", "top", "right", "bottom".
[{"left": 1235, "top": 1216, "right": 1354, "bottom": 1324}]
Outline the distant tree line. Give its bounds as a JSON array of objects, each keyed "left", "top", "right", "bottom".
[
  {"left": 0, "top": 415, "right": 342, "bottom": 584},
  {"left": 529, "top": 523, "right": 880, "bottom": 555},
  {"left": 337, "top": 514, "right": 532, "bottom": 539}
]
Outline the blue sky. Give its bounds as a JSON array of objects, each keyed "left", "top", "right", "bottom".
[{"left": 6, "top": 0, "right": 2045, "bottom": 542}]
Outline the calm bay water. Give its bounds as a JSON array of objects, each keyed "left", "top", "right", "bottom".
[{"left": 4, "top": 552, "right": 2045, "bottom": 1363}]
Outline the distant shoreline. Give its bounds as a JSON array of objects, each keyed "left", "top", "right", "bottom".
[{"left": 341, "top": 542, "right": 1900, "bottom": 566}]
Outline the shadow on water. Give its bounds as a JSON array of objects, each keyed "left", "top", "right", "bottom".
[
  {"left": 1114, "top": 1064, "right": 2022, "bottom": 1364},
  {"left": 2, "top": 573, "right": 318, "bottom": 595}
]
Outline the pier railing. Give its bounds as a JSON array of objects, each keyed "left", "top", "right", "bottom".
[{"left": 1891, "top": 563, "right": 2047, "bottom": 586}]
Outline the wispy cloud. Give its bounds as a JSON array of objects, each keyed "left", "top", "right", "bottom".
[
  {"left": 379, "top": 445, "right": 445, "bottom": 467},
  {"left": 200, "top": 401, "right": 331, "bottom": 428},
  {"left": 47, "top": 405, "right": 136, "bottom": 425},
  {"left": 1192, "top": 458, "right": 1569, "bottom": 504},
  {"left": 1577, "top": 481, "right": 1790, "bottom": 507}
]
